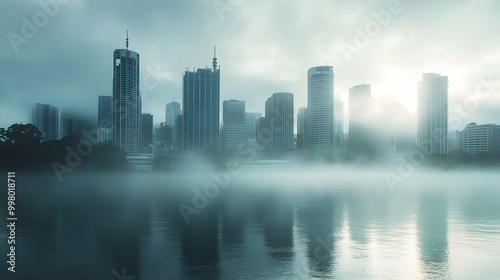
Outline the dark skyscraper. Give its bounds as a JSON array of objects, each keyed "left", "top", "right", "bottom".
[
  {"left": 222, "top": 100, "right": 246, "bottom": 156},
  {"left": 98, "top": 95, "right": 113, "bottom": 126},
  {"left": 265, "top": 92, "right": 294, "bottom": 158},
  {"left": 141, "top": 113, "right": 153, "bottom": 154},
  {"left": 113, "top": 35, "right": 141, "bottom": 156},
  {"left": 32, "top": 103, "right": 60, "bottom": 141},
  {"left": 308, "top": 66, "right": 334, "bottom": 153},
  {"left": 61, "top": 114, "right": 77, "bottom": 138},
  {"left": 182, "top": 50, "right": 220, "bottom": 151}
]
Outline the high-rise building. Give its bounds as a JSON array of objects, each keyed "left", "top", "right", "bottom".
[
  {"left": 98, "top": 96, "right": 113, "bottom": 127},
  {"left": 308, "top": 66, "right": 334, "bottom": 153},
  {"left": 165, "top": 102, "right": 181, "bottom": 126},
  {"left": 182, "top": 50, "right": 220, "bottom": 151},
  {"left": 97, "top": 95, "right": 113, "bottom": 143},
  {"left": 265, "top": 92, "right": 294, "bottom": 158},
  {"left": 458, "top": 122, "right": 500, "bottom": 154},
  {"left": 245, "top": 112, "right": 262, "bottom": 140},
  {"left": 334, "top": 99, "right": 344, "bottom": 146},
  {"left": 165, "top": 101, "right": 181, "bottom": 149},
  {"left": 417, "top": 73, "right": 448, "bottom": 155},
  {"left": 349, "top": 84, "right": 376, "bottom": 158},
  {"left": 113, "top": 36, "right": 141, "bottom": 155},
  {"left": 141, "top": 113, "right": 153, "bottom": 154},
  {"left": 297, "top": 107, "right": 308, "bottom": 149},
  {"left": 61, "top": 114, "right": 77, "bottom": 138},
  {"left": 32, "top": 103, "right": 60, "bottom": 141},
  {"left": 222, "top": 100, "right": 246, "bottom": 156}
]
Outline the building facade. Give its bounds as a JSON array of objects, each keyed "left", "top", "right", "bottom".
[
  {"left": 113, "top": 47, "right": 141, "bottom": 155},
  {"left": 32, "top": 103, "right": 60, "bottom": 141},
  {"left": 308, "top": 66, "right": 334, "bottom": 153},
  {"left": 265, "top": 92, "right": 294, "bottom": 158},
  {"left": 222, "top": 100, "right": 246, "bottom": 156},
  {"left": 182, "top": 54, "right": 220, "bottom": 151},
  {"left": 458, "top": 123, "right": 500, "bottom": 154},
  {"left": 417, "top": 73, "right": 448, "bottom": 155}
]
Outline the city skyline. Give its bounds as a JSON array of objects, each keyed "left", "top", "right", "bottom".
[{"left": 1, "top": 1, "right": 500, "bottom": 130}]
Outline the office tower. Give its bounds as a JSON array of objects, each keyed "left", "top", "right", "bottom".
[
  {"left": 61, "top": 114, "right": 77, "bottom": 138},
  {"left": 308, "top": 66, "right": 334, "bottom": 153},
  {"left": 297, "top": 107, "right": 308, "bottom": 148},
  {"left": 417, "top": 73, "right": 448, "bottom": 155},
  {"left": 265, "top": 92, "right": 294, "bottom": 158},
  {"left": 458, "top": 123, "right": 500, "bottom": 154},
  {"left": 334, "top": 99, "right": 344, "bottom": 146},
  {"left": 32, "top": 103, "right": 60, "bottom": 141},
  {"left": 165, "top": 101, "right": 181, "bottom": 148},
  {"left": 245, "top": 112, "right": 262, "bottom": 140},
  {"left": 98, "top": 96, "right": 113, "bottom": 126},
  {"left": 222, "top": 100, "right": 246, "bottom": 156},
  {"left": 175, "top": 114, "right": 183, "bottom": 152},
  {"left": 141, "top": 113, "right": 153, "bottom": 154},
  {"left": 256, "top": 116, "right": 267, "bottom": 147},
  {"left": 113, "top": 34, "right": 141, "bottom": 155},
  {"left": 155, "top": 122, "right": 173, "bottom": 156},
  {"left": 182, "top": 49, "right": 220, "bottom": 151},
  {"left": 165, "top": 102, "right": 181, "bottom": 126},
  {"left": 97, "top": 95, "right": 113, "bottom": 142},
  {"left": 349, "top": 84, "right": 376, "bottom": 158}
]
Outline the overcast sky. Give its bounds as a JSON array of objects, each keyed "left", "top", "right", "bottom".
[{"left": 1, "top": 0, "right": 499, "bottom": 132}]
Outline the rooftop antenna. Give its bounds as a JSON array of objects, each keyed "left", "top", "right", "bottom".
[
  {"left": 126, "top": 30, "right": 129, "bottom": 50},
  {"left": 212, "top": 46, "right": 217, "bottom": 70}
]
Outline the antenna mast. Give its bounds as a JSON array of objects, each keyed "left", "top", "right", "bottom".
[
  {"left": 212, "top": 46, "right": 217, "bottom": 70},
  {"left": 126, "top": 30, "right": 129, "bottom": 50}
]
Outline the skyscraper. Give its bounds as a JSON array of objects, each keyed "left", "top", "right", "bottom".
[
  {"left": 61, "top": 114, "right": 77, "bottom": 138},
  {"left": 98, "top": 96, "right": 113, "bottom": 127},
  {"left": 245, "top": 112, "right": 262, "bottom": 140},
  {"left": 113, "top": 35, "right": 141, "bottom": 155},
  {"left": 308, "top": 66, "right": 334, "bottom": 153},
  {"left": 222, "top": 100, "right": 246, "bottom": 156},
  {"left": 417, "top": 73, "right": 448, "bottom": 155},
  {"left": 32, "top": 103, "right": 60, "bottom": 141},
  {"left": 349, "top": 84, "right": 376, "bottom": 158},
  {"left": 297, "top": 107, "right": 308, "bottom": 149},
  {"left": 141, "top": 113, "right": 153, "bottom": 154},
  {"left": 182, "top": 49, "right": 220, "bottom": 151},
  {"left": 97, "top": 95, "right": 113, "bottom": 142},
  {"left": 265, "top": 92, "right": 294, "bottom": 158},
  {"left": 334, "top": 99, "right": 344, "bottom": 146},
  {"left": 165, "top": 101, "right": 181, "bottom": 126}
]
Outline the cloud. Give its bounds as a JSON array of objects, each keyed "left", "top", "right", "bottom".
[{"left": 0, "top": 0, "right": 499, "bottom": 131}]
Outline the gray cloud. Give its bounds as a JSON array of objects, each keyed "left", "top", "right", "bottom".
[{"left": 1, "top": 0, "right": 499, "bottom": 131}]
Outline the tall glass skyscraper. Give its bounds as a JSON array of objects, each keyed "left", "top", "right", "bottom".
[
  {"left": 307, "top": 66, "right": 334, "bottom": 153},
  {"left": 265, "top": 92, "right": 294, "bottom": 158},
  {"left": 182, "top": 52, "right": 220, "bottom": 151},
  {"left": 417, "top": 73, "right": 448, "bottom": 155},
  {"left": 112, "top": 41, "right": 141, "bottom": 155}
]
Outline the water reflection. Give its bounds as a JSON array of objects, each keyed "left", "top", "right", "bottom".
[
  {"left": 417, "top": 192, "right": 449, "bottom": 278},
  {"left": 0, "top": 173, "right": 499, "bottom": 279}
]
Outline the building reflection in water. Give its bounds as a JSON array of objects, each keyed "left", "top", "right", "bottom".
[{"left": 417, "top": 192, "right": 449, "bottom": 279}]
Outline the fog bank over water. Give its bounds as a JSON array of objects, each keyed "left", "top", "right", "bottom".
[{"left": 1, "top": 169, "right": 499, "bottom": 279}]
